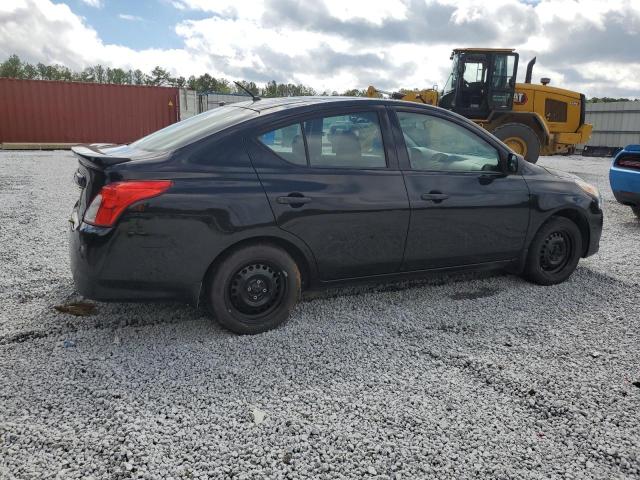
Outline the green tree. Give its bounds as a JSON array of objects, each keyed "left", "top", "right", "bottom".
[
  {"left": 0, "top": 54, "right": 323, "bottom": 98},
  {"left": 234, "top": 80, "right": 259, "bottom": 96},
  {"left": 149, "top": 66, "right": 171, "bottom": 86},
  {"left": 22, "top": 63, "right": 38, "bottom": 79},
  {"left": 0, "top": 54, "right": 23, "bottom": 78},
  {"left": 93, "top": 65, "right": 106, "bottom": 83},
  {"left": 588, "top": 97, "right": 638, "bottom": 103},
  {"left": 132, "top": 69, "right": 148, "bottom": 85},
  {"left": 173, "top": 76, "right": 186, "bottom": 88},
  {"left": 106, "top": 67, "right": 128, "bottom": 84},
  {"left": 342, "top": 88, "right": 365, "bottom": 97}
]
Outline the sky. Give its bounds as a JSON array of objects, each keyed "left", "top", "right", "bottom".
[{"left": 0, "top": 0, "right": 639, "bottom": 98}]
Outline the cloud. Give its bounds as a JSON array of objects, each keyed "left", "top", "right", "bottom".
[
  {"left": 118, "top": 13, "right": 144, "bottom": 22},
  {"left": 79, "top": 0, "right": 102, "bottom": 7},
  {"left": 0, "top": 0, "right": 198, "bottom": 74},
  {"left": 261, "top": 0, "right": 537, "bottom": 47},
  {"left": 0, "top": 0, "right": 639, "bottom": 97}
]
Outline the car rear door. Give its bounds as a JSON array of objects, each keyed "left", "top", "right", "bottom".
[
  {"left": 247, "top": 106, "right": 410, "bottom": 281},
  {"left": 389, "top": 107, "right": 530, "bottom": 271}
]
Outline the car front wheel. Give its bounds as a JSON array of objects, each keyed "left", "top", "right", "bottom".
[
  {"left": 524, "top": 217, "right": 583, "bottom": 285},
  {"left": 208, "top": 244, "right": 301, "bottom": 334}
]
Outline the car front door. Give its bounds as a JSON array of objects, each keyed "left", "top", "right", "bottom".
[
  {"left": 247, "top": 107, "right": 410, "bottom": 281},
  {"left": 390, "top": 108, "right": 530, "bottom": 271}
]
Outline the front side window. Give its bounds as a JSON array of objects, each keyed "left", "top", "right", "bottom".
[
  {"left": 397, "top": 112, "right": 500, "bottom": 172},
  {"left": 258, "top": 123, "right": 307, "bottom": 166},
  {"left": 303, "top": 112, "right": 386, "bottom": 168}
]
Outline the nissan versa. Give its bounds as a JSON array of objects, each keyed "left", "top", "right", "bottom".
[{"left": 69, "top": 97, "right": 603, "bottom": 334}]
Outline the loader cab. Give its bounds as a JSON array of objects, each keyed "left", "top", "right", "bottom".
[{"left": 439, "top": 49, "right": 519, "bottom": 119}]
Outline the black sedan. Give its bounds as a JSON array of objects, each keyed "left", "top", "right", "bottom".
[{"left": 69, "top": 97, "right": 603, "bottom": 334}]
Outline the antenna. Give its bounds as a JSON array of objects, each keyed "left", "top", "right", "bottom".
[{"left": 234, "top": 81, "right": 260, "bottom": 101}]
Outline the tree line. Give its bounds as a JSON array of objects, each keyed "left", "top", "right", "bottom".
[
  {"left": 0, "top": 54, "right": 368, "bottom": 97},
  {"left": 587, "top": 97, "right": 639, "bottom": 103},
  {"left": 3, "top": 55, "right": 633, "bottom": 101}
]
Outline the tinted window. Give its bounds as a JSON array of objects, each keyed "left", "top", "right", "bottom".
[
  {"left": 258, "top": 123, "right": 307, "bottom": 166},
  {"left": 463, "top": 61, "right": 487, "bottom": 83},
  {"left": 130, "top": 106, "right": 256, "bottom": 152},
  {"left": 397, "top": 112, "right": 500, "bottom": 172},
  {"left": 491, "top": 54, "right": 516, "bottom": 89},
  {"left": 303, "top": 112, "right": 386, "bottom": 168}
]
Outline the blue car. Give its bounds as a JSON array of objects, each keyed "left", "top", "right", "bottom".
[{"left": 610, "top": 145, "right": 640, "bottom": 218}]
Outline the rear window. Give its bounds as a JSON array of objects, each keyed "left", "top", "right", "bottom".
[{"left": 130, "top": 106, "right": 257, "bottom": 152}]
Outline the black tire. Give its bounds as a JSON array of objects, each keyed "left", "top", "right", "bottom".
[
  {"left": 492, "top": 123, "right": 541, "bottom": 164},
  {"left": 524, "top": 217, "right": 583, "bottom": 285},
  {"left": 632, "top": 206, "right": 640, "bottom": 219},
  {"left": 208, "top": 244, "right": 301, "bottom": 334}
]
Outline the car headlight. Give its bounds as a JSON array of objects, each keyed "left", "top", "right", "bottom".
[{"left": 574, "top": 179, "right": 601, "bottom": 207}]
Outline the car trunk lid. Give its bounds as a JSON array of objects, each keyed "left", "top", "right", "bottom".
[{"left": 71, "top": 144, "right": 133, "bottom": 223}]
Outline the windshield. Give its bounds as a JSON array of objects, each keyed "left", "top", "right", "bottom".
[
  {"left": 130, "top": 105, "right": 257, "bottom": 152},
  {"left": 442, "top": 55, "right": 459, "bottom": 95}
]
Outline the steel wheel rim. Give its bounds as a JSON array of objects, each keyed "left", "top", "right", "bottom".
[
  {"left": 539, "top": 231, "right": 572, "bottom": 273},
  {"left": 227, "top": 262, "right": 286, "bottom": 319},
  {"left": 503, "top": 136, "right": 528, "bottom": 156}
]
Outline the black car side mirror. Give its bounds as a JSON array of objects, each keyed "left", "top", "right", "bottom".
[{"left": 507, "top": 153, "right": 519, "bottom": 173}]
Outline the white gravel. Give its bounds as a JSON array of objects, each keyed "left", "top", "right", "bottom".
[{"left": 1, "top": 151, "right": 639, "bottom": 479}]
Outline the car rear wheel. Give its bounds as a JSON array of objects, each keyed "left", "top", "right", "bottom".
[
  {"left": 524, "top": 217, "right": 583, "bottom": 285},
  {"left": 208, "top": 244, "right": 301, "bottom": 334},
  {"left": 632, "top": 206, "right": 640, "bottom": 219}
]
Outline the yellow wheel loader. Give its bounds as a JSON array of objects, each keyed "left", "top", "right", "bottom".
[{"left": 367, "top": 48, "right": 592, "bottom": 163}]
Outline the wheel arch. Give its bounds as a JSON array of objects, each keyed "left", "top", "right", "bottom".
[
  {"left": 198, "top": 235, "right": 316, "bottom": 306},
  {"left": 547, "top": 208, "right": 591, "bottom": 257}
]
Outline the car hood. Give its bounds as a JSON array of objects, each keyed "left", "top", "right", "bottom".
[
  {"left": 523, "top": 162, "right": 580, "bottom": 181},
  {"left": 539, "top": 166, "right": 581, "bottom": 180}
]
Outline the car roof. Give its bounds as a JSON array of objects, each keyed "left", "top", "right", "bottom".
[
  {"left": 227, "top": 96, "right": 439, "bottom": 113},
  {"left": 223, "top": 95, "right": 484, "bottom": 133}
]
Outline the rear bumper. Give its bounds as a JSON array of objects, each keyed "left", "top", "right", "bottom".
[
  {"left": 612, "top": 190, "right": 640, "bottom": 207},
  {"left": 610, "top": 166, "right": 640, "bottom": 207},
  {"left": 69, "top": 214, "right": 201, "bottom": 304}
]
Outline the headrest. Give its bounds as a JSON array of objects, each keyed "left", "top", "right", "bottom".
[{"left": 332, "top": 131, "right": 361, "bottom": 157}]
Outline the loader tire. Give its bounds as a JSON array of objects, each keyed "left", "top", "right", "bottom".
[{"left": 492, "top": 123, "right": 541, "bottom": 164}]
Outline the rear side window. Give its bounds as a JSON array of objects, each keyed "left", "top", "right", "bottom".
[
  {"left": 258, "top": 123, "right": 307, "bottom": 166},
  {"left": 304, "top": 112, "right": 386, "bottom": 168},
  {"left": 397, "top": 111, "right": 499, "bottom": 172},
  {"left": 131, "top": 106, "right": 256, "bottom": 152},
  {"left": 257, "top": 111, "right": 386, "bottom": 169}
]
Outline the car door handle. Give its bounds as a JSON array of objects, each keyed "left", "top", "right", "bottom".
[
  {"left": 277, "top": 194, "right": 312, "bottom": 206},
  {"left": 421, "top": 192, "right": 449, "bottom": 202}
]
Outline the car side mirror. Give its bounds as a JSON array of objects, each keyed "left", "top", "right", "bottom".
[{"left": 506, "top": 153, "right": 519, "bottom": 173}]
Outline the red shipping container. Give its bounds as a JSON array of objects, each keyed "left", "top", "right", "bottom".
[{"left": 0, "top": 78, "right": 179, "bottom": 144}]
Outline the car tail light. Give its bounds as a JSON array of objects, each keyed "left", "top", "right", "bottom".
[
  {"left": 617, "top": 157, "right": 640, "bottom": 170},
  {"left": 84, "top": 180, "right": 172, "bottom": 227}
]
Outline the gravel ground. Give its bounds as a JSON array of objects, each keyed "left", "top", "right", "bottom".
[{"left": 0, "top": 151, "right": 639, "bottom": 479}]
